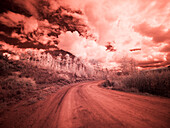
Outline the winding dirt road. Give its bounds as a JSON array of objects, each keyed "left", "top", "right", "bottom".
[{"left": 1, "top": 81, "right": 170, "bottom": 128}]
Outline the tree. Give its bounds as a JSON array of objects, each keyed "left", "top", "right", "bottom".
[{"left": 120, "top": 56, "right": 137, "bottom": 75}]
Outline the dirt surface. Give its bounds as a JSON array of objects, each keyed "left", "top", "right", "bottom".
[{"left": 0, "top": 80, "right": 170, "bottom": 128}]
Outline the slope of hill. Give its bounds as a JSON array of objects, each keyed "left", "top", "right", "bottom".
[{"left": 0, "top": 51, "right": 93, "bottom": 113}]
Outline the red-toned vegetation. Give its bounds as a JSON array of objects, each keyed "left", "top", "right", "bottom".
[
  {"left": 0, "top": 53, "right": 88, "bottom": 111},
  {"left": 102, "top": 69, "right": 170, "bottom": 97}
]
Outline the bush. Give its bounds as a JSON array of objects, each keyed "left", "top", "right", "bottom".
[
  {"left": 0, "top": 76, "right": 37, "bottom": 104},
  {"left": 100, "top": 80, "right": 114, "bottom": 87},
  {"left": 121, "top": 71, "right": 170, "bottom": 97}
]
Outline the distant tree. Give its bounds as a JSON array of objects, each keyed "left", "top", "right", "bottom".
[
  {"left": 120, "top": 56, "right": 137, "bottom": 75},
  {"left": 65, "top": 54, "right": 70, "bottom": 71}
]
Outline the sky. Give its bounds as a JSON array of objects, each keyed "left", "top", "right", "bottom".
[{"left": 0, "top": 0, "right": 170, "bottom": 69}]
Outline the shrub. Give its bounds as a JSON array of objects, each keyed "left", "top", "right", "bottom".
[
  {"left": 100, "top": 80, "right": 114, "bottom": 87},
  {"left": 0, "top": 76, "right": 37, "bottom": 104},
  {"left": 121, "top": 70, "right": 170, "bottom": 97}
]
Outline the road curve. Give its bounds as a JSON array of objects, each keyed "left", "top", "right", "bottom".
[{"left": 1, "top": 81, "right": 170, "bottom": 128}]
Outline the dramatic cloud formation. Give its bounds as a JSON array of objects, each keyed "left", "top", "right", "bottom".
[{"left": 0, "top": 0, "right": 170, "bottom": 69}]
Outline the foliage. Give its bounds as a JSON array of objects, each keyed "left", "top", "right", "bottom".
[
  {"left": 105, "top": 70, "right": 170, "bottom": 97},
  {"left": 119, "top": 56, "right": 137, "bottom": 75},
  {"left": 122, "top": 71, "right": 170, "bottom": 97},
  {"left": 0, "top": 76, "right": 37, "bottom": 104}
]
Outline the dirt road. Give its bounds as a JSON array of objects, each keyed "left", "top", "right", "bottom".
[{"left": 1, "top": 81, "right": 170, "bottom": 128}]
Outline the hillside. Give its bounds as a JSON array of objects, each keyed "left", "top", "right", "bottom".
[{"left": 0, "top": 50, "right": 96, "bottom": 113}]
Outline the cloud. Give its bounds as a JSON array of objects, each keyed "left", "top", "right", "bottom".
[
  {"left": 134, "top": 22, "right": 170, "bottom": 43},
  {"left": 0, "top": 2, "right": 86, "bottom": 49},
  {"left": 160, "top": 44, "right": 170, "bottom": 53},
  {"left": 0, "top": 11, "right": 26, "bottom": 27},
  {"left": 58, "top": 31, "right": 105, "bottom": 59},
  {"left": 23, "top": 17, "right": 38, "bottom": 34},
  {"left": 138, "top": 60, "right": 164, "bottom": 66},
  {"left": 0, "top": 0, "right": 170, "bottom": 69},
  {"left": 48, "top": 0, "right": 60, "bottom": 10},
  {"left": 58, "top": 31, "right": 116, "bottom": 67},
  {"left": 165, "top": 53, "right": 170, "bottom": 64},
  {"left": 105, "top": 42, "right": 116, "bottom": 52},
  {"left": 0, "top": 11, "right": 38, "bottom": 34},
  {"left": 14, "top": 0, "right": 39, "bottom": 18}
]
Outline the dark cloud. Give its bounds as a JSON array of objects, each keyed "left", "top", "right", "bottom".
[
  {"left": 137, "top": 55, "right": 170, "bottom": 68},
  {"left": 46, "top": 6, "right": 87, "bottom": 36},
  {"left": 0, "top": 23, "right": 20, "bottom": 35},
  {"left": 0, "top": 0, "right": 88, "bottom": 50},
  {"left": 137, "top": 60, "right": 165, "bottom": 68},
  {"left": 0, "top": 33, "right": 57, "bottom": 49},
  {"left": 0, "top": 34, "right": 20, "bottom": 46},
  {"left": 105, "top": 42, "right": 116, "bottom": 52},
  {"left": 140, "top": 64, "right": 164, "bottom": 68},
  {"left": 130, "top": 48, "right": 141, "bottom": 52},
  {"left": 134, "top": 22, "right": 170, "bottom": 43},
  {"left": 17, "top": 41, "right": 57, "bottom": 49},
  {"left": 0, "top": 0, "right": 32, "bottom": 17}
]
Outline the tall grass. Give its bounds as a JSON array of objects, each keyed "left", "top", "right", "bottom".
[
  {"left": 122, "top": 71, "right": 170, "bottom": 97},
  {"left": 103, "top": 70, "right": 170, "bottom": 97}
]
